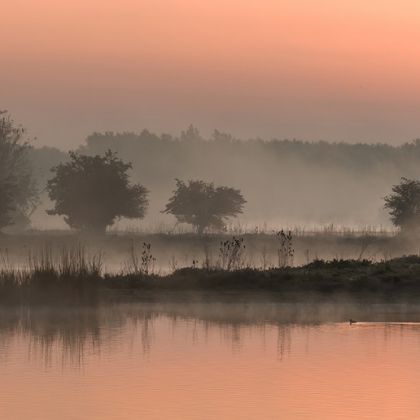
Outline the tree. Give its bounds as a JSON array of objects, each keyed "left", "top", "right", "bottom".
[
  {"left": 180, "top": 124, "right": 202, "bottom": 142},
  {"left": 163, "top": 179, "right": 246, "bottom": 233},
  {"left": 384, "top": 177, "right": 420, "bottom": 231},
  {"left": 0, "top": 111, "right": 37, "bottom": 231},
  {"left": 47, "top": 151, "right": 148, "bottom": 233}
]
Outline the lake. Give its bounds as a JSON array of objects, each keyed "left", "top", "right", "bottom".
[{"left": 1, "top": 301, "right": 420, "bottom": 419}]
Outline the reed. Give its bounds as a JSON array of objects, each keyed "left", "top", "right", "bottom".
[
  {"left": 1, "top": 235, "right": 420, "bottom": 304},
  {"left": 0, "top": 244, "right": 103, "bottom": 303}
]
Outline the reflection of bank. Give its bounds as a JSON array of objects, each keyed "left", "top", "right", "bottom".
[{"left": 1, "top": 302, "right": 420, "bottom": 367}]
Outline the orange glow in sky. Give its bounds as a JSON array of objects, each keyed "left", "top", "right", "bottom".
[{"left": 2, "top": 0, "right": 420, "bottom": 147}]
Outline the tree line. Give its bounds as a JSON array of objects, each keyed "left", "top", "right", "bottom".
[
  {"left": 1, "top": 111, "right": 419, "bottom": 234},
  {"left": 24, "top": 121, "right": 420, "bottom": 227}
]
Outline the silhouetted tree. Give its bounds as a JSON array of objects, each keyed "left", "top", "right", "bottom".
[
  {"left": 163, "top": 179, "right": 246, "bottom": 233},
  {"left": 47, "top": 151, "right": 148, "bottom": 233},
  {"left": 384, "top": 177, "right": 420, "bottom": 231},
  {"left": 180, "top": 124, "right": 202, "bottom": 142},
  {"left": 0, "top": 111, "right": 37, "bottom": 231}
]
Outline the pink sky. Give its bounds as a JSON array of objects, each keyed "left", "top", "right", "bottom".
[{"left": 2, "top": 0, "right": 420, "bottom": 147}]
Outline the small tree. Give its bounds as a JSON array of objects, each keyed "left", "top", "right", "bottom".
[
  {"left": 384, "top": 177, "right": 420, "bottom": 231},
  {"left": 0, "top": 112, "right": 37, "bottom": 231},
  {"left": 47, "top": 151, "right": 148, "bottom": 233},
  {"left": 163, "top": 179, "right": 246, "bottom": 233}
]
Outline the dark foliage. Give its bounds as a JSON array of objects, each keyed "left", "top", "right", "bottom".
[
  {"left": 163, "top": 179, "right": 246, "bottom": 233},
  {"left": 47, "top": 150, "right": 149, "bottom": 232},
  {"left": 103, "top": 254, "right": 420, "bottom": 300},
  {"left": 384, "top": 177, "right": 420, "bottom": 231},
  {"left": 0, "top": 112, "right": 37, "bottom": 230}
]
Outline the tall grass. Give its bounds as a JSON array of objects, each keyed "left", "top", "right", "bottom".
[
  {"left": 0, "top": 244, "right": 103, "bottom": 302},
  {"left": 219, "top": 237, "right": 246, "bottom": 270},
  {"left": 27, "top": 244, "right": 103, "bottom": 278},
  {"left": 1, "top": 232, "right": 420, "bottom": 303},
  {"left": 124, "top": 241, "right": 156, "bottom": 275}
]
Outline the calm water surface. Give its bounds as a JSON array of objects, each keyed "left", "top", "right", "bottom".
[{"left": 1, "top": 302, "right": 420, "bottom": 419}]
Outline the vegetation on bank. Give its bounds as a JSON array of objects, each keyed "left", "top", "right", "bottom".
[
  {"left": 2, "top": 243, "right": 420, "bottom": 303},
  {"left": 3, "top": 110, "right": 420, "bottom": 307},
  {"left": 107, "top": 256, "right": 420, "bottom": 297}
]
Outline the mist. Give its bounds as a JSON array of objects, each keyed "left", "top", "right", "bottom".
[
  {"left": 4, "top": 2, "right": 420, "bottom": 418},
  {"left": 27, "top": 128, "right": 420, "bottom": 231}
]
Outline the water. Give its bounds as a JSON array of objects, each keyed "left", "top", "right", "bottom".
[{"left": 1, "top": 302, "right": 420, "bottom": 419}]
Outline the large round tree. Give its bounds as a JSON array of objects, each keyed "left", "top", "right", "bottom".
[
  {"left": 163, "top": 179, "right": 246, "bottom": 233},
  {"left": 47, "top": 150, "right": 148, "bottom": 233},
  {"left": 0, "top": 111, "right": 37, "bottom": 231},
  {"left": 384, "top": 177, "right": 420, "bottom": 232}
]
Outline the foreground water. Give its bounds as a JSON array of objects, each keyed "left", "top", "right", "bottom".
[{"left": 1, "top": 302, "right": 420, "bottom": 419}]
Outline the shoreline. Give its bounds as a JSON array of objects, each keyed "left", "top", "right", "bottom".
[{"left": 2, "top": 256, "right": 420, "bottom": 304}]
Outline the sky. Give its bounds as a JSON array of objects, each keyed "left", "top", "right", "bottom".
[{"left": 2, "top": 0, "right": 420, "bottom": 148}]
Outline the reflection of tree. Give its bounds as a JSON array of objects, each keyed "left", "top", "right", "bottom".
[
  {"left": 0, "top": 303, "right": 313, "bottom": 367},
  {"left": 4, "top": 302, "right": 415, "bottom": 368},
  {"left": 0, "top": 307, "right": 102, "bottom": 367},
  {"left": 277, "top": 325, "right": 291, "bottom": 361}
]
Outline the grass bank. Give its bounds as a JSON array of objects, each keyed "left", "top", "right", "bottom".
[{"left": 2, "top": 249, "right": 420, "bottom": 304}]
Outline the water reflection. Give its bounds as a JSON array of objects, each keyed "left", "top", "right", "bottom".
[
  {"left": 2, "top": 303, "right": 420, "bottom": 419},
  {"left": 1, "top": 302, "right": 420, "bottom": 367}
]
